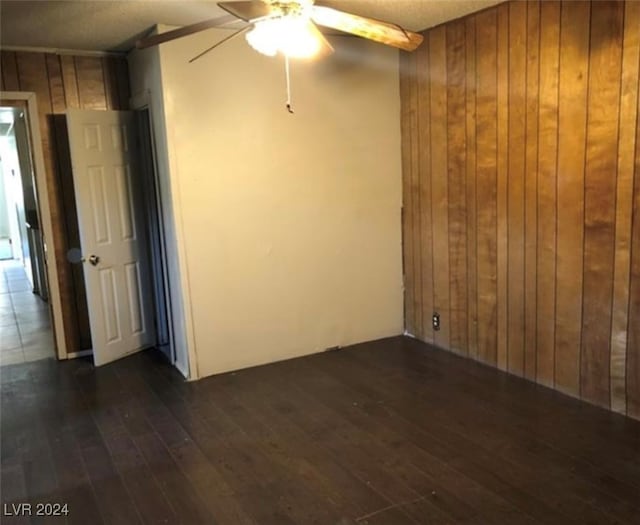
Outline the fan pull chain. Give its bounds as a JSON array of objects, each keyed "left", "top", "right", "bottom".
[{"left": 285, "top": 54, "right": 294, "bottom": 114}]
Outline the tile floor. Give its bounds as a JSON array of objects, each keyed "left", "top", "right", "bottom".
[{"left": 0, "top": 259, "right": 54, "bottom": 366}]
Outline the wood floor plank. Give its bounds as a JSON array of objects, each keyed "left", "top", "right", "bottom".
[
  {"left": 332, "top": 345, "right": 640, "bottom": 525},
  {"left": 2, "top": 340, "right": 639, "bottom": 525}
]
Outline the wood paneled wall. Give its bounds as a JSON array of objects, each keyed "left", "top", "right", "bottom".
[
  {"left": 401, "top": 0, "right": 640, "bottom": 419},
  {"left": 1, "top": 51, "right": 130, "bottom": 353}
]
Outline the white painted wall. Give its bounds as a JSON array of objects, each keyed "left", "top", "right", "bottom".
[
  {"left": 129, "top": 26, "right": 404, "bottom": 378},
  {"left": 0, "top": 135, "right": 26, "bottom": 262},
  {"left": 0, "top": 160, "right": 11, "bottom": 239}
]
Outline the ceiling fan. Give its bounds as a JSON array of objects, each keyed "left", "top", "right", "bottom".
[
  {"left": 136, "top": 0, "right": 424, "bottom": 60},
  {"left": 136, "top": 0, "right": 423, "bottom": 112}
]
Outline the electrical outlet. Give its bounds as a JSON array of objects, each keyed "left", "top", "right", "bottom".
[{"left": 432, "top": 312, "right": 440, "bottom": 331}]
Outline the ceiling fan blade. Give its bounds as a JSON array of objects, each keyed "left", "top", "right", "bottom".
[
  {"left": 308, "top": 21, "right": 334, "bottom": 59},
  {"left": 217, "top": 1, "right": 273, "bottom": 22},
  {"left": 136, "top": 14, "right": 240, "bottom": 49},
  {"left": 311, "top": 6, "right": 423, "bottom": 52},
  {"left": 189, "top": 26, "right": 252, "bottom": 63}
]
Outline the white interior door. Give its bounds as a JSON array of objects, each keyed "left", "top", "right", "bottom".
[{"left": 67, "top": 109, "right": 155, "bottom": 366}]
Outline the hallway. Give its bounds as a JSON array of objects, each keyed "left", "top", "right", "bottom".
[{"left": 0, "top": 259, "right": 54, "bottom": 365}]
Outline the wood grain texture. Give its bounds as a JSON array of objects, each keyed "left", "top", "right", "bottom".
[
  {"left": 610, "top": 0, "right": 640, "bottom": 414},
  {"left": 446, "top": 20, "right": 468, "bottom": 354},
  {"left": 536, "top": 0, "right": 560, "bottom": 388},
  {"left": 507, "top": 0, "right": 527, "bottom": 376},
  {"left": 4, "top": 340, "right": 640, "bottom": 524},
  {"left": 401, "top": 0, "right": 640, "bottom": 419},
  {"left": 1, "top": 51, "right": 20, "bottom": 91},
  {"left": 15, "top": 52, "right": 53, "bottom": 133},
  {"left": 465, "top": 15, "right": 478, "bottom": 361},
  {"left": 75, "top": 56, "right": 108, "bottom": 110},
  {"left": 417, "top": 41, "right": 435, "bottom": 344},
  {"left": 554, "top": 0, "right": 590, "bottom": 398},
  {"left": 0, "top": 51, "right": 130, "bottom": 355},
  {"left": 410, "top": 51, "right": 423, "bottom": 340},
  {"left": 475, "top": 8, "right": 498, "bottom": 366},
  {"left": 60, "top": 55, "right": 80, "bottom": 108},
  {"left": 628, "top": 81, "right": 640, "bottom": 419},
  {"left": 102, "top": 56, "right": 122, "bottom": 110},
  {"left": 524, "top": 0, "right": 540, "bottom": 382},
  {"left": 400, "top": 52, "right": 416, "bottom": 336},
  {"left": 496, "top": 3, "right": 509, "bottom": 371},
  {"left": 581, "top": 0, "right": 624, "bottom": 409},
  {"left": 429, "top": 26, "right": 451, "bottom": 349}
]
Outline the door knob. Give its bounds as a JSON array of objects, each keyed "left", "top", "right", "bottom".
[{"left": 88, "top": 254, "right": 100, "bottom": 266}]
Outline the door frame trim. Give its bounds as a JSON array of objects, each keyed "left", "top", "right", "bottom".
[
  {"left": 1, "top": 91, "right": 67, "bottom": 359},
  {"left": 130, "top": 89, "right": 194, "bottom": 379}
]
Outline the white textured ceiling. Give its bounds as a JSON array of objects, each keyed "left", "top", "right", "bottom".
[{"left": 0, "top": 0, "right": 502, "bottom": 53}]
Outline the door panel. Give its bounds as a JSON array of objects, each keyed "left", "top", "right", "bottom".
[{"left": 67, "top": 109, "right": 155, "bottom": 366}]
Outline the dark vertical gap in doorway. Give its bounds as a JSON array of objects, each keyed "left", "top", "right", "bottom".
[{"left": 136, "top": 109, "right": 173, "bottom": 363}]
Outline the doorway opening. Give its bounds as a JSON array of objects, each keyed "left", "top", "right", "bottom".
[{"left": 0, "top": 104, "right": 54, "bottom": 365}]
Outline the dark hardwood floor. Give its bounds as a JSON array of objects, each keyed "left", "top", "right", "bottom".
[{"left": 1, "top": 336, "right": 639, "bottom": 524}]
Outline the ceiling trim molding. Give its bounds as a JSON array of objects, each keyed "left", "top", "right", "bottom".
[{"left": 0, "top": 45, "right": 125, "bottom": 57}]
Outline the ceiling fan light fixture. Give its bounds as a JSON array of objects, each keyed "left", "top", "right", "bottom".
[{"left": 245, "top": 16, "right": 322, "bottom": 59}]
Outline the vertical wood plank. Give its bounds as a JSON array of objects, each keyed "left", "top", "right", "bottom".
[
  {"left": 45, "top": 54, "right": 66, "bottom": 112},
  {"left": 410, "top": 51, "right": 424, "bottom": 340},
  {"left": 627, "top": 78, "right": 640, "bottom": 419},
  {"left": 507, "top": 0, "right": 527, "bottom": 376},
  {"left": 60, "top": 55, "right": 80, "bottom": 108},
  {"left": 429, "top": 26, "right": 451, "bottom": 349},
  {"left": 400, "top": 53, "right": 416, "bottom": 336},
  {"left": 554, "top": 0, "right": 590, "bottom": 397},
  {"left": 610, "top": 0, "right": 640, "bottom": 414},
  {"left": 524, "top": 0, "right": 540, "bottom": 381},
  {"left": 475, "top": 8, "right": 498, "bottom": 365},
  {"left": 417, "top": 40, "right": 435, "bottom": 343},
  {"left": 98, "top": 56, "right": 130, "bottom": 110},
  {"left": 535, "top": 0, "right": 560, "bottom": 388},
  {"left": 15, "top": 52, "right": 53, "bottom": 133},
  {"left": 496, "top": 3, "right": 509, "bottom": 371},
  {"left": 465, "top": 15, "right": 478, "bottom": 360},
  {"left": 1, "top": 51, "right": 20, "bottom": 90},
  {"left": 75, "top": 56, "right": 108, "bottom": 109},
  {"left": 116, "top": 57, "right": 131, "bottom": 109},
  {"left": 581, "top": 0, "right": 624, "bottom": 408},
  {"left": 401, "top": 0, "right": 640, "bottom": 420},
  {"left": 446, "top": 20, "right": 468, "bottom": 354},
  {"left": 102, "top": 56, "right": 121, "bottom": 110}
]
